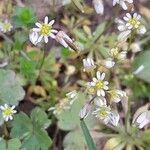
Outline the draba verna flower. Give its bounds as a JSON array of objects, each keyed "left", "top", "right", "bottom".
[
  {"left": 109, "top": 48, "right": 127, "bottom": 61},
  {"left": 29, "top": 31, "right": 39, "bottom": 45},
  {"left": 32, "top": 16, "right": 58, "bottom": 43},
  {"left": 93, "top": 0, "right": 104, "bottom": 15},
  {"left": 88, "top": 71, "right": 109, "bottom": 97},
  {"left": 66, "top": 90, "right": 77, "bottom": 105},
  {"left": 108, "top": 90, "right": 126, "bottom": 103},
  {"left": 0, "top": 104, "right": 17, "bottom": 122},
  {"left": 83, "top": 58, "right": 96, "bottom": 72},
  {"left": 92, "top": 107, "right": 120, "bottom": 126},
  {"left": 116, "top": 13, "right": 146, "bottom": 41},
  {"left": 103, "top": 58, "right": 115, "bottom": 69},
  {"left": 48, "top": 98, "right": 70, "bottom": 115},
  {"left": 92, "top": 106, "right": 111, "bottom": 124},
  {"left": 55, "top": 30, "right": 73, "bottom": 48},
  {"left": 134, "top": 111, "right": 150, "bottom": 129},
  {"left": 0, "top": 20, "right": 13, "bottom": 33},
  {"left": 113, "top": 0, "right": 133, "bottom": 10}
]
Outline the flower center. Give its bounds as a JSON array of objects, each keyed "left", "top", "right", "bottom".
[
  {"left": 3, "top": 23, "right": 11, "bottom": 30},
  {"left": 128, "top": 18, "right": 139, "bottom": 27},
  {"left": 40, "top": 24, "right": 51, "bottom": 36},
  {"left": 98, "top": 110, "right": 107, "bottom": 119},
  {"left": 95, "top": 81, "right": 104, "bottom": 90},
  {"left": 3, "top": 108, "right": 12, "bottom": 116}
]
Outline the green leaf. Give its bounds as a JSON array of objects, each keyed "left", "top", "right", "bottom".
[
  {"left": 30, "top": 107, "right": 51, "bottom": 129},
  {"left": 80, "top": 119, "right": 96, "bottom": 150},
  {"left": 13, "top": 31, "right": 28, "bottom": 51},
  {"left": 133, "top": 51, "right": 150, "bottom": 83},
  {"left": 20, "top": 57, "right": 38, "bottom": 82},
  {"left": 0, "top": 138, "right": 21, "bottom": 150},
  {"left": 0, "top": 69, "right": 25, "bottom": 105},
  {"left": 11, "top": 108, "right": 52, "bottom": 150},
  {"left": 63, "top": 131, "right": 86, "bottom": 150},
  {"left": 12, "top": 7, "right": 37, "bottom": 28}
]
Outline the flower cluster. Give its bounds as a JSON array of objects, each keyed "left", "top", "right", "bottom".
[
  {"left": 29, "top": 16, "right": 74, "bottom": 49},
  {"left": 80, "top": 55, "right": 127, "bottom": 126},
  {"left": 116, "top": 13, "right": 146, "bottom": 41},
  {"left": 0, "top": 104, "right": 16, "bottom": 122}
]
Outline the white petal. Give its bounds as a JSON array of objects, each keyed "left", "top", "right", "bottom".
[
  {"left": 44, "top": 16, "right": 49, "bottom": 24},
  {"left": 49, "top": 33, "right": 56, "bottom": 39},
  {"left": 48, "top": 20, "right": 55, "bottom": 26},
  {"left": 44, "top": 36, "right": 48, "bottom": 43},
  {"left": 38, "top": 35, "right": 43, "bottom": 42},
  {"left": 35, "top": 22, "right": 42, "bottom": 28}
]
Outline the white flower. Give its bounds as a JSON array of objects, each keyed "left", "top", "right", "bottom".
[
  {"left": 0, "top": 20, "right": 13, "bottom": 33},
  {"left": 93, "top": 0, "right": 104, "bottom": 15},
  {"left": 109, "top": 48, "right": 126, "bottom": 61},
  {"left": 29, "top": 31, "right": 39, "bottom": 45},
  {"left": 92, "top": 107, "right": 120, "bottom": 126},
  {"left": 103, "top": 58, "right": 115, "bottom": 68},
  {"left": 113, "top": 0, "right": 133, "bottom": 10},
  {"left": 89, "top": 71, "right": 109, "bottom": 97},
  {"left": 0, "top": 104, "right": 17, "bottom": 122},
  {"left": 137, "top": 25, "right": 146, "bottom": 35},
  {"left": 116, "top": 13, "right": 146, "bottom": 41},
  {"left": 108, "top": 90, "right": 126, "bottom": 103},
  {"left": 83, "top": 58, "right": 96, "bottom": 72},
  {"left": 92, "top": 106, "right": 111, "bottom": 123},
  {"left": 135, "top": 111, "right": 150, "bottom": 129},
  {"left": 130, "top": 42, "right": 141, "bottom": 53},
  {"left": 94, "top": 97, "right": 107, "bottom": 107},
  {"left": 66, "top": 90, "right": 77, "bottom": 105},
  {"left": 32, "top": 16, "right": 58, "bottom": 43},
  {"left": 55, "top": 30, "right": 73, "bottom": 48}
]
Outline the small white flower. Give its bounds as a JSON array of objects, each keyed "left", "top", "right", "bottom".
[
  {"left": 116, "top": 13, "right": 146, "bottom": 41},
  {"left": 89, "top": 71, "right": 109, "bottom": 97},
  {"left": 130, "top": 42, "right": 141, "bottom": 53},
  {"left": 66, "top": 90, "right": 77, "bottom": 105},
  {"left": 0, "top": 20, "right": 13, "bottom": 33},
  {"left": 137, "top": 25, "right": 146, "bottom": 35},
  {"left": 93, "top": 0, "right": 104, "bottom": 15},
  {"left": 108, "top": 90, "right": 126, "bottom": 103},
  {"left": 29, "top": 31, "right": 39, "bottom": 45},
  {"left": 109, "top": 48, "right": 126, "bottom": 61},
  {"left": 135, "top": 111, "right": 150, "bottom": 129},
  {"left": 113, "top": 0, "right": 133, "bottom": 10},
  {"left": 55, "top": 30, "right": 73, "bottom": 48},
  {"left": 83, "top": 58, "right": 96, "bottom": 72},
  {"left": 92, "top": 106, "right": 111, "bottom": 123},
  {"left": 32, "top": 16, "right": 58, "bottom": 43},
  {"left": 103, "top": 58, "right": 115, "bottom": 69},
  {"left": 0, "top": 104, "right": 17, "bottom": 122}
]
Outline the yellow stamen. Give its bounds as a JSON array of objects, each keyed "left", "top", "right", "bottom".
[
  {"left": 3, "top": 108, "right": 12, "bottom": 116},
  {"left": 95, "top": 81, "right": 104, "bottom": 90},
  {"left": 40, "top": 24, "right": 51, "bottom": 36}
]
